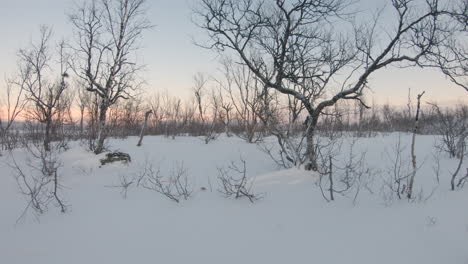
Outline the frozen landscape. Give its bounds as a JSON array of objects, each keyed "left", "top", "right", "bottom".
[
  {"left": 1, "top": 134, "right": 467, "bottom": 264},
  {"left": 0, "top": 0, "right": 467, "bottom": 263}
]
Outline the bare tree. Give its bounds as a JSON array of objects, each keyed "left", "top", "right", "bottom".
[
  {"left": 136, "top": 109, "right": 153, "bottom": 146},
  {"left": 428, "top": 103, "right": 467, "bottom": 159},
  {"left": 218, "top": 93, "right": 233, "bottom": 137},
  {"left": 0, "top": 78, "right": 26, "bottom": 152},
  {"left": 193, "top": 73, "right": 208, "bottom": 126},
  {"left": 69, "top": 0, "right": 151, "bottom": 154},
  {"left": 76, "top": 82, "right": 93, "bottom": 138},
  {"left": 217, "top": 58, "right": 263, "bottom": 143},
  {"left": 203, "top": 89, "right": 222, "bottom": 143},
  {"left": 16, "top": 26, "right": 69, "bottom": 152},
  {"left": 194, "top": 0, "right": 465, "bottom": 170},
  {"left": 407, "top": 91, "right": 425, "bottom": 199}
]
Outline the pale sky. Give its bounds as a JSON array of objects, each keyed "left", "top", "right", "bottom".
[{"left": 0, "top": 0, "right": 466, "bottom": 106}]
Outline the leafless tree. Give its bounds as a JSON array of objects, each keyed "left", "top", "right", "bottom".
[
  {"left": 407, "top": 91, "right": 425, "bottom": 199},
  {"left": 69, "top": 0, "right": 152, "bottom": 154},
  {"left": 194, "top": 0, "right": 465, "bottom": 170},
  {"left": 428, "top": 103, "right": 467, "bottom": 159},
  {"left": 217, "top": 58, "right": 263, "bottom": 143},
  {"left": 202, "top": 89, "right": 222, "bottom": 143},
  {"left": 16, "top": 26, "right": 69, "bottom": 152},
  {"left": 137, "top": 109, "right": 152, "bottom": 146},
  {"left": 218, "top": 91, "right": 233, "bottom": 137},
  {"left": 148, "top": 92, "right": 164, "bottom": 133},
  {"left": 0, "top": 78, "right": 26, "bottom": 152},
  {"left": 76, "top": 83, "right": 94, "bottom": 138},
  {"left": 193, "top": 73, "right": 208, "bottom": 126}
]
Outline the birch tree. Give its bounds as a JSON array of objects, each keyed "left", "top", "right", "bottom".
[
  {"left": 194, "top": 0, "right": 466, "bottom": 170},
  {"left": 69, "top": 0, "right": 151, "bottom": 154},
  {"left": 17, "top": 26, "right": 69, "bottom": 152}
]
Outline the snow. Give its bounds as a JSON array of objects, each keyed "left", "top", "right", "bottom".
[{"left": 0, "top": 134, "right": 467, "bottom": 264}]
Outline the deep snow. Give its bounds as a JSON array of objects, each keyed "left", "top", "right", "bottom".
[{"left": 0, "top": 134, "right": 467, "bottom": 264}]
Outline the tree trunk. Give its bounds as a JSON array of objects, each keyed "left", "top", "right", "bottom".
[
  {"left": 225, "top": 111, "right": 231, "bottom": 137},
  {"left": 329, "top": 156, "right": 334, "bottom": 201},
  {"left": 407, "top": 91, "right": 424, "bottom": 199},
  {"left": 79, "top": 108, "right": 84, "bottom": 138},
  {"left": 44, "top": 118, "right": 51, "bottom": 152},
  {"left": 137, "top": 110, "right": 152, "bottom": 147},
  {"left": 94, "top": 103, "right": 108, "bottom": 154},
  {"left": 305, "top": 116, "right": 319, "bottom": 171}
]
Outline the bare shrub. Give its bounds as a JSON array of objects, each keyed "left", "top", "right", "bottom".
[
  {"left": 106, "top": 174, "right": 134, "bottom": 199},
  {"left": 10, "top": 143, "right": 68, "bottom": 222},
  {"left": 428, "top": 103, "right": 467, "bottom": 159},
  {"left": 139, "top": 161, "right": 193, "bottom": 203},
  {"left": 217, "top": 157, "right": 262, "bottom": 203},
  {"left": 257, "top": 92, "right": 308, "bottom": 169},
  {"left": 381, "top": 134, "right": 411, "bottom": 202},
  {"left": 379, "top": 134, "right": 432, "bottom": 204},
  {"left": 316, "top": 139, "right": 373, "bottom": 203},
  {"left": 451, "top": 141, "right": 467, "bottom": 190},
  {"left": 258, "top": 133, "right": 307, "bottom": 169}
]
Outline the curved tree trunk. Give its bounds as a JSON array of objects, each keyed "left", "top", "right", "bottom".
[{"left": 137, "top": 110, "right": 153, "bottom": 147}]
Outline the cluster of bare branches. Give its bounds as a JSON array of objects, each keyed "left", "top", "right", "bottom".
[
  {"left": 192, "top": 73, "right": 223, "bottom": 144},
  {"left": 317, "top": 139, "right": 373, "bottom": 203},
  {"left": 217, "top": 157, "right": 262, "bottom": 203},
  {"left": 379, "top": 133, "right": 437, "bottom": 204},
  {"left": 381, "top": 135, "right": 411, "bottom": 202},
  {"left": 217, "top": 58, "right": 265, "bottom": 143},
  {"left": 105, "top": 174, "right": 134, "bottom": 199},
  {"left": 137, "top": 161, "right": 193, "bottom": 203},
  {"left": 428, "top": 103, "right": 467, "bottom": 159},
  {"left": 0, "top": 79, "right": 25, "bottom": 153},
  {"left": 10, "top": 142, "right": 68, "bottom": 222}
]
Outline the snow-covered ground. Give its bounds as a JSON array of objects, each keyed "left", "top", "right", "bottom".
[{"left": 0, "top": 134, "right": 467, "bottom": 264}]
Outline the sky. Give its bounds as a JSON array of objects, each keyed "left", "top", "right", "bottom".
[{"left": 0, "top": 0, "right": 466, "bottom": 107}]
